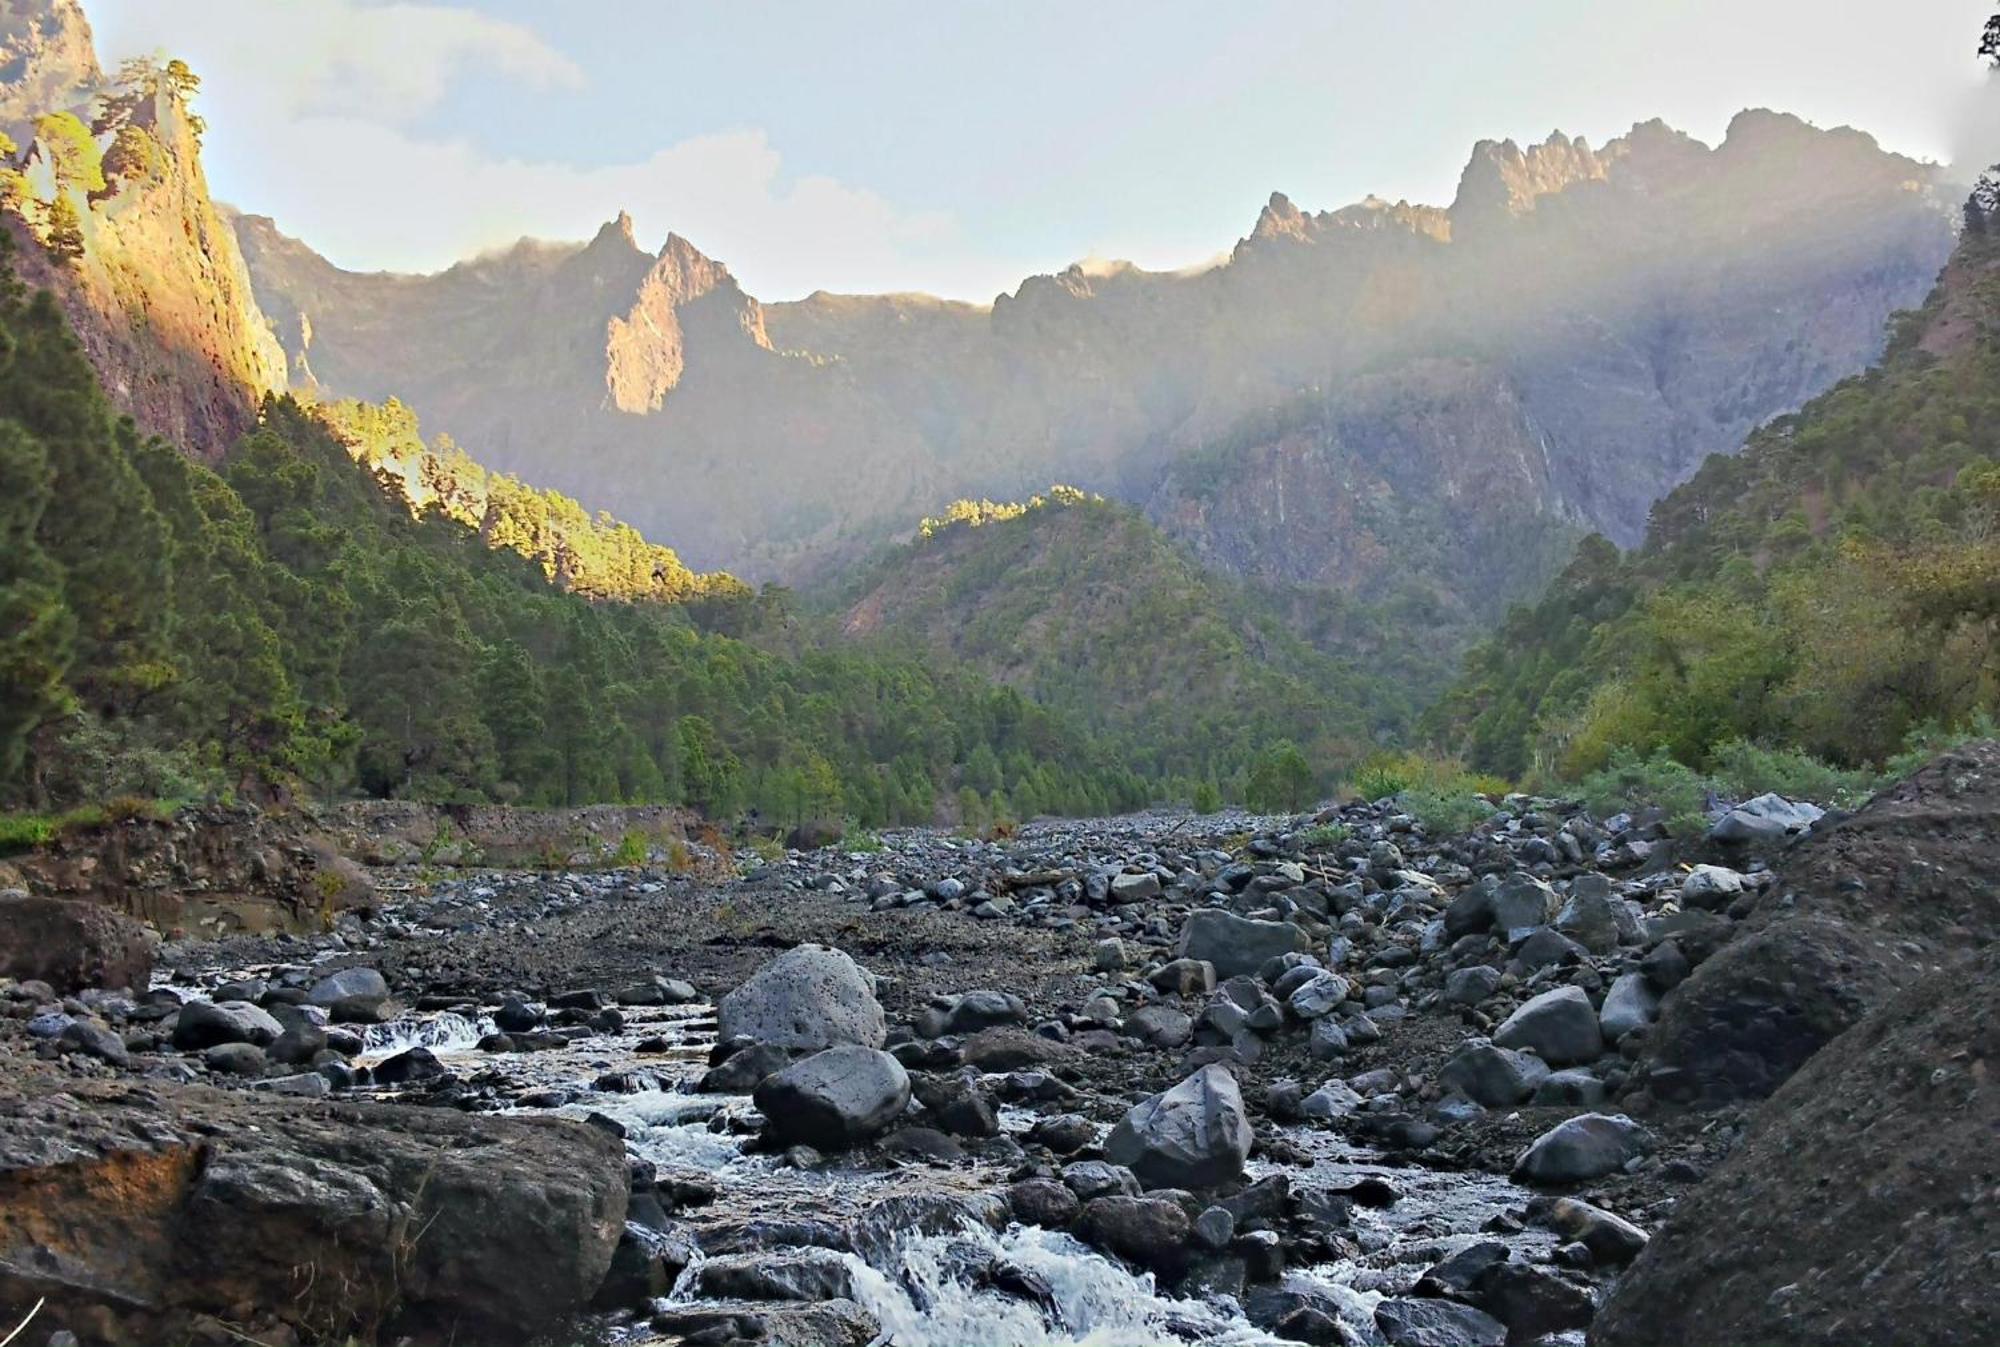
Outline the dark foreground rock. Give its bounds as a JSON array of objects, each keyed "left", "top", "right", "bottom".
[
  {"left": 1638, "top": 742, "right": 2000, "bottom": 1104},
  {"left": 0, "top": 1074, "right": 627, "bottom": 1345},
  {"left": 0, "top": 892, "right": 155, "bottom": 994},
  {"left": 1594, "top": 946, "right": 2000, "bottom": 1347}
]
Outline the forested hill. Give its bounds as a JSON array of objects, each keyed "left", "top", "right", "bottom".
[
  {"left": 830, "top": 489, "right": 1455, "bottom": 798},
  {"left": 0, "top": 237, "right": 1164, "bottom": 824},
  {"left": 1431, "top": 196, "right": 2000, "bottom": 781}
]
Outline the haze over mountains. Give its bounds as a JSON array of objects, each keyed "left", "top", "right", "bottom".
[{"left": 229, "top": 112, "right": 1954, "bottom": 623}]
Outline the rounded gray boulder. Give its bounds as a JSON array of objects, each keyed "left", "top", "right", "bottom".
[
  {"left": 1493, "top": 985, "right": 1604, "bottom": 1066},
  {"left": 718, "top": 944, "right": 885, "bottom": 1051}
]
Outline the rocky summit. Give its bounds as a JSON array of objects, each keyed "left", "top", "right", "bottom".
[{"left": 4, "top": 749, "right": 1989, "bottom": 1345}]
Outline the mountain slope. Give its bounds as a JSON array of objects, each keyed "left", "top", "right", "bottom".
[
  {"left": 831, "top": 490, "right": 1448, "bottom": 786},
  {"left": 0, "top": 14, "right": 285, "bottom": 454},
  {"left": 233, "top": 112, "right": 1955, "bottom": 607},
  {"left": 1431, "top": 192, "right": 2000, "bottom": 778}
]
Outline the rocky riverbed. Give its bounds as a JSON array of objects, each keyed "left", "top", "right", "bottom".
[{"left": 3, "top": 748, "right": 1995, "bottom": 1347}]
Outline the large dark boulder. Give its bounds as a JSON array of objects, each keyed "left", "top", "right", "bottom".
[
  {"left": 1176, "top": 910, "right": 1310, "bottom": 980},
  {"left": 753, "top": 1046, "right": 911, "bottom": 1149},
  {"left": 0, "top": 1075, "right": 627, "bottom": 1345},
  {"left": 1594, "top": 947, "right": 2000, "bottom": 1347},
  {"left": 0, "top": 893, "right": 155, "bottom": 994}
]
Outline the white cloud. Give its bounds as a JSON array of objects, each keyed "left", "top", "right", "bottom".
[{"left": 86, "top": 0, "right": 984, "bottom": 299}]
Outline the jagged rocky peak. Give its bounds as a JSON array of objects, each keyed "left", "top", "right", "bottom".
[
  {"left": 1450, "top": 129, "right": 1609, "bottom": 227},
  {"left": 1253, "top": 190, "right": 1311, "bottom": 241},
  {"left": 604, "top": 226, "right": 770, "bottom": 414},
  {"left": 0, "top": 0, "right": 99, "bottom": 121}
]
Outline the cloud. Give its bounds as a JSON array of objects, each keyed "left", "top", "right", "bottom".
[{"left": 86, "top": 0, "right": 991, "bottom": 299}]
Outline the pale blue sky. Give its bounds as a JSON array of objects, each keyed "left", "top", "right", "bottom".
[{"left": 89, "top": 0, "right": 1993, "bottom": 301}]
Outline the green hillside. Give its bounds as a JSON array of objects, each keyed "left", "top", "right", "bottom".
[{"left": 1431, "top": 213, "right": 2000, "bottom": 782}]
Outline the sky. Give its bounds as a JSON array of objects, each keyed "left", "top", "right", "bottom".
[{"left": 87, "top": 0, "right": 1997, "bottom": 303}]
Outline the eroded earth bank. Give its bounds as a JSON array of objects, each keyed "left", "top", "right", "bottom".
[{"left": 1, "top": 746, "right": 1995, "bottom": 1347}]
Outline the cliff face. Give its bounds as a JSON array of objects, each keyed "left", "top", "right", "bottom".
[
  {"left": 0, "top": 6, "right": 284, "bottom": 456},
  {"left": 231, "top": 111, "right": 1956, "bottom": 606}
]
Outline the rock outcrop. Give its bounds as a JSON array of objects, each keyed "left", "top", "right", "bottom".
[
  {"left": 1594, "top": 946, "right": 2000, "bottom": 1347},
  {"left": 0, "top": 1074, "right": 628, "bottom": 1345},
  {"left": 0, "top": 891, "right": 153, "bottom": 992}
]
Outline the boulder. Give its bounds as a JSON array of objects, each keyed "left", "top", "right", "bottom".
[
  {"left": 1680, "top": 864, "right": 1745, "bottom": 909},
  {"left": 1104, "top": 1063, "right": 1253, "bottom": 1190},
  {"left": 1709, "top": 793, "right": 1821, "bottom": 846},
  {"left": 1443, "top": 965, "right": 1502, "bottom": 1006},
  {"left": 753, "top": 1046, "right": 911, "bottom": 1149},
  {"left": 1598, "top": 972, "right": 1660, "bottom": 1043},
  {"left": 1125, "top": 1005, "right": 1193, "bottom": 1049},
  {"left": 1176, "top": 910, "right": 1310, "bottom": 980},
  {"left": 1007, "top": 1177, "right": 1081, "bottom": 1228},
  {"left": 306, "top": 967, "right": 391, "bottom": 1020},
  {"left": 172, "top": 999, "right": 284, "bottom": 1050},
  {"left": 1514, "top": 1113, "right": 1653, "bottom": 1185},
  {"left": 1554, "top": 887, "right": 1624, "bottom": 953},
  {"left": 718, "top": 945, "right": 885, "bottom": 1051},
  {"left": 1110, "top": 871, "right": 1163, "bottom": 903},
  {"left": 1489, "top": 875, "right": 1556, "bottom": 934},
  {"left": 1374, "top": 1297, "right": 1507, "bottom": 1347},
  {"left": 1285, "top": 971, "right": 1351, "bottom": 1020},
  {"left": 0, "top": 1075, "right": 626, "bottom": 1345},
  {"left": 1437, "top": 1041, "right": 1549, "bottom": 1108},
  {"left": 1492, "top": 985, "right": 1603, "bottom": 1067},
  {"left": 1079, "top": 1195, "right": 1191, "bottom": 1272},
  {"left": 0, "top": 894, "right": 155, "bottom": 994},
  {"left": 1544, "top": 1197, "right": 1649, "bottom": 1264},
  {"left": 1474, "top": 1261, "right": 1595, "bottom": 1340},
  {"left": 944, "top": 989, "right": 1027, "bottom": 1033}
]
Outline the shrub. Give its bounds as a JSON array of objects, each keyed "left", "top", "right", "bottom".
[
  {"left": 0, "top": 813, "right": 56, "bottom": 853},
  {"left": 611, "top": 828, "right": 649, "bottom": 867},
  {"left": 1883, "top": 710, "right": 2000, "bottom": 781},
  {"left": 1191, "top": 779, "right": 1222, "bottom": 814},
  {"left": 1705, "top": 739, "right": 1877, "bottom": 809},
  {"left": 745, "top": 833, "right": 784, "bottom": 864},
  {"left": 844, "top": 828, "right": 885, "bottom": 854},
  {"left": 1579, "top": 747, "right": 1711, "bottom": 836},
  {"left": 1296, "top": 822, "right": 1349, "bottom": 850},
  {"left": 1401, "top": 788, "right": 1494, "bottom": 838}
]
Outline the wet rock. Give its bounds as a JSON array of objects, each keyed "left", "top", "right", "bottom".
[
  {"left": 306, "top": 967, "right": 391, "bottom": 1021},
  {"left": 1192, "top": 1204, "right": 1235, "bottom": 1249},
  {"left": 1105, "top": 1063, "right": 1254, "bottom": 1191},
  {"left": 1492, "top": 985, "right": 1603, "bottom": 1066},
  {"left": 1176, "top": 910, "right": 1311, "bottom": 979},
  {"left": 1438, "top": 1041, "right": 1550, "bottom": 1107},
  {"left": 0, "top": 893, "right": 155, "bottom": 994},
  {"left": 911, "top": 1071, "right": 998, "bottom": 1138},
  {"left": 494, "top": 996, "right": 543, "bottom": 1032},
  {"left": 1079, "top": 1194, "right": 1191, "bottom": 1272},
  {"left": 374, "top": 1045, "right": 446, "bottom": 1085},
  {"left": 1544, "top": 1197, "right": 1649, "bottom": 1264},
  {"left": 172, "top": 999, "right": 283, "bottom": 1050},
  {"left": 651, "top": 1301, "right": 879, "bottom": 1347},
  {"left": 592, "top": 1223, "right": 697, "bottom": 1309},
  {"left": 1007, "top": 1177, "right": 1081, "bottom": 1228},
  {"left": 1475, "top": 1260, "right": 1596, "bottom": 1339},
  {"left": 1027, "top": 1112, "right": 1095, "bottom": 1155},
  {"left": 1275, "top": 1305, "right": 1355, "bottom": 1345},
  {"left": 1062, "top": 1160, "right": 1140, "bottom": 1200},
  {"left": 1414, "top": 1240, "right": 1511, "bottom": 1299},
  {"left": 753, "top": 1045, "right": 911, "bottom": 1149},
  {"left": 718, "top": 945, "right": 886, "bottom": 1051},
  {"left": 701, "top": 1042, "right": 794, "bottom": 1093},
  {"left": 1374, "top": 1296, "right": 1507, "bottom": 1347},
  {"left": 1515, "top": 1113, "right": 1654, "bottom": 1185},
  {"left": 697, "top": 1249, "right": 858, "bottom": 1302}
]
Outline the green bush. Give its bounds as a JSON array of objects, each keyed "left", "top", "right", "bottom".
[
  {"left": 1705, "top": 739, "right": 1877, "bottom": 809},
  {"left": 611, "top": 828, "right": 649, "bottom": 867},
  {"left": 1578, "top": 747, "right": 1711, "bottom": 836},
  {"left": 0, "top": 813, "right": 55, "bottom": 852},
  {"left": 1883, "top": 710, "right": 2000, "bottom": 781},
  {"left": 1296, "top": 822, "right": 1349, "bottom": 850},
  {"left": 844, "top": 827, "right": 885, "bottom": 854},
  {"left": 1401, "top": 788, "right": 1494, "bottom": 838}
]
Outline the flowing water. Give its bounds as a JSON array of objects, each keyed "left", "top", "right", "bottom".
[{"left": 161, "top": 971, "right": 1558, "bottom": 1346}]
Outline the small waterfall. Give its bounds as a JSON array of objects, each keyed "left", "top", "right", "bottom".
[
  {"left": 837, "top": 1221, "right": 1283, "bottom": 1347},
  {"left": 359, "top": 1010, "right": 493, "bottom": 1059}
]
